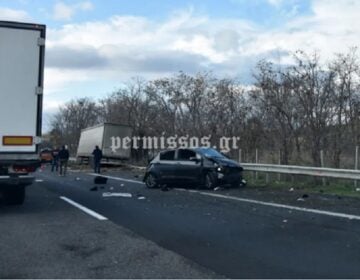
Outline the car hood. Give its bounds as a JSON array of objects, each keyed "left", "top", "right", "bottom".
[{"left": 210, "top": 157, "right": 243, "bottom": 169}]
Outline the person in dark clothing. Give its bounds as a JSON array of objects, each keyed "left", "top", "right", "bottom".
[
  {"left": 58, "top": 145, "right": 70, "bottom": 176},
  {"left": 92, "top": 145, "right": 103, "bottom": 174},
  {"left": 51, "top": 147, "right": 59, "bottom": 172}
]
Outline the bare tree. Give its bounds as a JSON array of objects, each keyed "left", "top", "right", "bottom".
[{"left": 50, "top": 98, "right": 100, "bottom": 154}]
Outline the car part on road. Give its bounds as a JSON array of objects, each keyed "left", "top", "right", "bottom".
[
  {"left": 102, "top": 192, "right": 132, "bottom": 198},
  {"left": 94, "top": 176, "right": 108, "bottom": 184}
]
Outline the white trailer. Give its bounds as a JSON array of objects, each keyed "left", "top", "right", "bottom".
[
  {"left": 77, "top": 123, "right": 133, "bottom": 161},
  {"left": 0, "top": 21, "right": 46, "bottom": 205}
]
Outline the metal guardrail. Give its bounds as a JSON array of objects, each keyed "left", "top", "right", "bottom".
[{"left": 241, "top": 163, "right": 360, "bottom": 180}]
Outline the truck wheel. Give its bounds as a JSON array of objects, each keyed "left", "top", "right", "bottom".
[{"left": 3, "top": 186, "right": 25, "bottom": 205}]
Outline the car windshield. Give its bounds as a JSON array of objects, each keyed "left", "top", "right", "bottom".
[{"left": 195, "top": 148, "right": 226, "bottom": 159}]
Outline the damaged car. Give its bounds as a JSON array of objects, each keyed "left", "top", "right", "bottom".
[{"left": 144, "top": 147, "right": 246, "bottom": 189}]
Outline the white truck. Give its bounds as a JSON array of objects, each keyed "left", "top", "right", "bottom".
[
  {"left": 0, "top": 21, "right": 46, "bottom": 205},
  {"left": 77, "top": 123, "right": 133, "bottom": 162}
]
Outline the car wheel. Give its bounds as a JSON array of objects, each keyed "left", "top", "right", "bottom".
[
  {"left": 145, "top": 173, "right": 158, "bottom": 188},
  {"left": 204, "top": 172, "right": 217, "bottom": 189}
]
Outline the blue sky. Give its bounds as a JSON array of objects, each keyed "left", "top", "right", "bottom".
[
  {"left": 0, "top": 0, "right": 359, "bottom": 130},
  {"left": 1, "top": 0, "right": 312, "bottom": 27}
]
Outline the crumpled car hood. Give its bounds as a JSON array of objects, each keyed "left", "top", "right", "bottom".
[{"left": 210, "top": 157, "right": 243, "bottom": 170}]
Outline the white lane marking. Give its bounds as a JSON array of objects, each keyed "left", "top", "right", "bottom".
[
  {"left": 88, "top": 173, "right": 145, "bottom": 185},
  {"left": 60, "top": 196, "right": 108, "bottom": 221},
  {"left": 175, "top": 189, "right": 360, "bottom": 221}
]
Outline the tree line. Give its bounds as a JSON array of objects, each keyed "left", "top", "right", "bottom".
[{"left": 49, "top": 49, "right": 360, "bottom": 168}]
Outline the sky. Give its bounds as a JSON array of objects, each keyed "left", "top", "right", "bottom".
[{"left": 0, "top": 0, "right": 359, "bottom": 130}]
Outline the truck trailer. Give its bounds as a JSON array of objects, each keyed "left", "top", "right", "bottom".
[
  {"left": 0, "top": 21, "right": 46, "bottom": 205},
  {"left": 76, "top": 123, "right": 133, "bottom": 162}
]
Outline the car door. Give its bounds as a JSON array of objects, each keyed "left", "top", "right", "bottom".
[
  {"left": 157, "top": 150, "right": 177, "bottom": 183},
  {"left": 175, "top": 149, "right": 202, "bottom": 183}
]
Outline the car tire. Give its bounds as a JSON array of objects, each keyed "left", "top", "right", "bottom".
[
  {"left": 3, "top": 185, "right": 25, "bottom": 205},
  {"left": 204, "top": 172, "right": 217, "bottom": 189},
  {"left": 145, "top": 173, "right": 158, "bottom": 189}
]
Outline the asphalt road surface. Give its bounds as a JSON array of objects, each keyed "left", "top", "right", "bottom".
[{"left": 1, "top": 167, "right": 360, "bottom": 278}]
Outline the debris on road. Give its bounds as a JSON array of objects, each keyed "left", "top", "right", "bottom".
[
  {"left": 120, "top": 183, "right": 125, "bottom": 187},
  {"left": 283, "top": 219, "right": 288, "bottom": 223},
  {"left": 75, "top": 177, "right": 81, "bottom": 181},
  {"left": 94, "top": 176, "right": 108, "bottom": 184},
  {"left": 35, "top": 179, "right": 44, "bottom": 182},
  {"left": 214, "top": 187, "right": 223, "bottom": 191},
  {"left": 297, "top": 197, "right": 305, "bottom": 202},
  {"left": 289, "top": 187, "right": 294, "bottom": 192},
  {"left": 136, "top": 193, "right": 146, "bottom": 200},
  {"left": 90, "top": 186, "right": 98, "bottom": 191},
  {"left": 356, "top": 188, "right": 360, "bottom": 192},
  {"left": 102, "top": 192, "right": 132, "bottom": 198}
]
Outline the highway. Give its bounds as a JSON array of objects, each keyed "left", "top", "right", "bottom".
[{"left": 1, "top": 167, "right": 360, "bottom": 278}]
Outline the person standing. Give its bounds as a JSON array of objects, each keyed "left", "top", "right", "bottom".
[
  {"left": 58, "top": 145, "right": 70, "bottom": 176},
  {"left": 51, "top": 147, "right": 59, "bottom": 172},
  {"left": 92, "top": 145, "right": 103, "bottom": 174}
]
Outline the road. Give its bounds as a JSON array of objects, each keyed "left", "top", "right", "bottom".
[{"left": 1, "top": 167, "right": 360, "bottom": 278}]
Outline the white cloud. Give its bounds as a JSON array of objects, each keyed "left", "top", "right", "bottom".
[
  {"left": 53, "top": 2, "right": 73, "bottom": 21},
  {"left": 52, "top": 1, "right": 93, "bottom": 21},
  {"left": 0, "top": 7, "right": 30, "bottom": 21},
  {"left": 77, "top": 1, "right": 93, "bottom": 11},
  {"left": 267, "top": 0, "right": 284, "bottom": 7},
  {"left": 244, "top": 0, "right": 360, "bottom": 62},
  {"left": 43, "top": 99, "right": 64, "bottom": 113},
  {"left": 43, "top": 1, "right": 360, "bottom": 107}
]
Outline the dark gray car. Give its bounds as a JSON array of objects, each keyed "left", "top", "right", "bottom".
[{"left": 143, "top": 147, "right": 246, "bottom": 189}]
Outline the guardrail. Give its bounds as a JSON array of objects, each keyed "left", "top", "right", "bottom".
[{"left": 241, "top": 163, "right": 360, "bottom": 180}]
